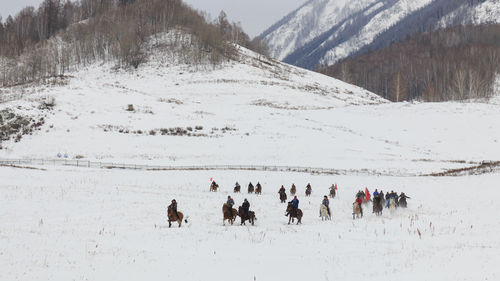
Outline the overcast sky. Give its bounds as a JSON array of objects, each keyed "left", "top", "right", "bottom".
[{"left": 0, "top": 0, "right": 306, "bottom": 37}]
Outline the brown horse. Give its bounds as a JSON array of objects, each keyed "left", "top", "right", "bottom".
[
  {"left": 210, "top": 183, "right": 219, "bottom": 192},
  {"left": 248, "top": 184, "right": 254, "bottom": 194},
  {"left": 279, "top": 190, "right": 287, "bottom": 203},
  {"left": 222, "top": 203, "right": 238, "bottom": 225},
  {"left": 234, "top": 185, "right": 241, "bottom": 193},
  {"left": 238, "top": 206, "right": 256, "bottom": 226},
  {"left": 255, "top": 185, "right": 262, "bottom": 195},
  {"left": 305, "top": 187, "right": 312, "bottom": 197},
  {"left": 168, "top": 207, "right": 187, "bottom": 227},
  {"left": 290, "top": 185, "right": 296, "bottom": 195},
  {"left": 286, "top": 202, "right": 302, "bottom": 225}
]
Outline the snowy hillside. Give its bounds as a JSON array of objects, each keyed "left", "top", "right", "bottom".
[
  {"left": 2, "top": 36, "right": 500, "bottom": 175},
  {"left": 0, "top": 41, "right": 391, "bottom": 168},
  {"left": 261, "top": 0, "right": 500, "bottom": 69}
]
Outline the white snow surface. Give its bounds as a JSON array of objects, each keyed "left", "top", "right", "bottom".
[
  {"left": 2, "top": 165, "right": 500, "bottom": 281},
  {"left": 2, "top": 41, "right": 500, "bottom": 281}
]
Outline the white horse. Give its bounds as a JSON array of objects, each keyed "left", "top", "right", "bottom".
[
  {"left": 389, "top": 198, "right": 397, "bottom": 214},
  {"left": 320, "top": 204, "right": 331, "bottom": 221}
]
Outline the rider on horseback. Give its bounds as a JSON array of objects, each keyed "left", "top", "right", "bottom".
[
  {"left": 279, "top": 185, "right": 285, "bottom": 193},
  {"left": 169, "top": 199, "right": 179, "bottom": 219},
  {"left": 322, "top": 195, "right": 330, "bottom": 216},
  {"left": 242, "top": 198, "right": 250, "bottom": 219},
  {"left": 227, "top": 196, "right": 235, "bottom": 219},
  {"left": 287, "top": 196, "right": 299, "bottom": 216},
  {"left": 355, "top": 196, "right": 363, "bottom": 216}
]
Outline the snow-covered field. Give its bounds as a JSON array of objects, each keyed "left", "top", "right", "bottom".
[
  {"left": 1, "top": 45, "right": 500, "bottom": 280},
  {"left": 1, "top": 166, "right": 500, "bottom": 281}
]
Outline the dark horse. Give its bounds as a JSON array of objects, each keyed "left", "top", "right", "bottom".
[
  {"left": 222, "top": 203, "right": 238, "bottom": 225},
  {"left": 279, "top": 190, "right": 287, "bottom": 203},
  {"left": 373, "top": 196, "right": 383, "bottom": 216},
  {"left": 248, "top": 184, "right": 254, "bottom": 194},
  {"left": 286, "top": 202, "right": 303, "bottom": 225},
  {"left": 238, "top": 206, "right": 256, "bottom": 225},
  {"left": 399, "top": 197, "right": 408, "bottom": 208},
  {"left": 255, "top": 185, "right": 262, "bottom": 195},
  {"left": 234, "top": 185, "right": 241, "bottom": 193},
  {"left": 168, "top": 207, "right": 188, "bottom": 227},
  {"left": 305, "top": 187, "right": 312, "bottom": 197}
]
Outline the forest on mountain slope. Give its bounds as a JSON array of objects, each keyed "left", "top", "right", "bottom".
[
  {"left": 322, "top": 24, "right": 500, "bottom": 102},
  {"left": 0, "top": 0, "right": 268, "bottom": 87}
]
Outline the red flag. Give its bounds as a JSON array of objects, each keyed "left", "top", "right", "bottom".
[
  {"left": 334, "top": 183, "right": 338, "bottom": 190},
  {"left": 365, "top": 187, "right": 370, "bottom": 201},
  {"left": 210, "top": 177, "right": 213, "bottom": 181}
]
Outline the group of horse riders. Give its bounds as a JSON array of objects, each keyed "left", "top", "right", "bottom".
[
  {"left": 225, "top": 195, "right": 250, "bottom": 219},
  {"left": 229, "top": 181, "right": 264, "bottom": 192},
  {"left": 170, "top": 182, "right": 411, "bottom": 224},
  {"left": 354, "top": 189, "right": 411, "bottom": 216}
]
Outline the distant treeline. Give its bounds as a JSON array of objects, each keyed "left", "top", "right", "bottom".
[
  {"left": 322, "top": 24, "right": 500, "bottom": 102},
  {"left": 0, "top": 0, "right": 268, "bottom": 86}
]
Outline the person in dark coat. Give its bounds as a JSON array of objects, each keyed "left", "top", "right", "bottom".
[
  {"left": 287, "top": 196, "right": 299, "bottom": 216},
  {"left": 322, "top": 195, "right": 330, "bottom": 216},
  {"left": 227, "top": 196, "right": 235, "bottom": 218},
  {"left": 169, "top": 199, "right": 179, "bottom": 219},
  {"left": 279, "top": 185, "right": 286, "bottom": 193},
  {"left": 242, "top": 198, "right": 250, "bottom": 218}
]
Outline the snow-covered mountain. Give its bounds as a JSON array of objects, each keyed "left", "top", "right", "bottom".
[{"left": 260, "top": 0, "right": 500, "bottom": 69}]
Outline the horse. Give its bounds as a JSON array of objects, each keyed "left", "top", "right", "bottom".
[
  {"left": 305, "top": 187, "right": 312, "bottom": 197},
  {"left": 352, "top": 202, "right": 362, "bottom": 219},
  {"left": 286, "top": 202, "right": 303, "bottom": 225},
  {"left": 222, "top": 203, "right": 238, "bottom": 225},
  {"left": 290, "top": 185, "right": 296, "bottom": 195},
  {"left": 255, "top": 185, "right": 262, "bottom": 195},
  {"left": 389, "top": 198, "right": 397, "bottom": 214},
  {"left": 399, "top": 197, "right": 408, "bottom": 208},
  {"left": 373, "top": 197, "right": 383, "bottom": 216},
  {"left": 210, "top": 183, "right": 219, "bottom": 192},
  {"left": 279, "top": 190, "right": 287, "bottom": 203},
  {"left": 248, "top": 184, "right": 254, "bottom": 194},
  {"left": 234, "top": 185, "right": 241, "bottom": 193},
  {"left": 238, "top": 206, "right": 256, "bottom": 226},
  {"left": 320, "top": 204, "right": 331, "bottom": 221},
  {"left": 168, "top": 207, "right": 188, "bottom": 227},
  {"left": 329, "top": 188, "right": 336, "bottom": 199}
]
